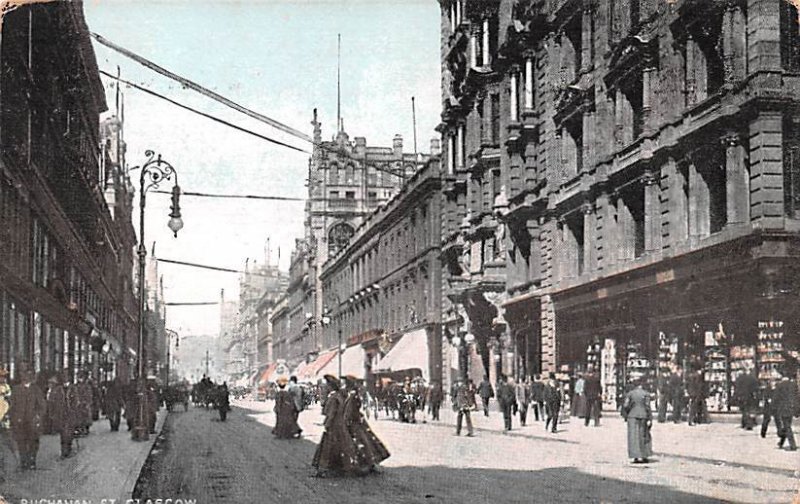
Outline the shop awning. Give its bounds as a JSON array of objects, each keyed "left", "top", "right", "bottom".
[
  {"left": 297, "top": 350, "right": 338, "bottom": 382},
  {"left": 257, "top": 362, "right": 278, "bottom": 385},
  {"left": 374, "top": 328, "right": 429, "bottom": 380},
  {"left": 318, "top": 345, "right": 367, "bottom": 379}
]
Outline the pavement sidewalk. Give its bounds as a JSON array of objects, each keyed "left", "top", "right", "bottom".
[{"left": 0, "top": 410, "right": 167, "bottom": 504}]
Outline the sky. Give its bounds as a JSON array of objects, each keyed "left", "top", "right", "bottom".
[{"left": 84, "top": 0, "right": 441, "bottom": 338}]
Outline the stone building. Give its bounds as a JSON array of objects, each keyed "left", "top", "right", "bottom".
[
  {"left": 320, "top": 152, "right": 442, "bottom": 386},
  {"left": 440, "top": 0, "right": 800, "bottom": 406},
  {"left": 0, "top": 2, "right": 139, "bottom": 383},
  {"left": 272, "top": 111, "right": 431, "bottom": 371}
]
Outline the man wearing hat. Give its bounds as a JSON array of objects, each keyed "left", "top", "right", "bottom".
[
  {"left": 46, "top": 373, "right": 74, "bottom": 458},
  {"left": 773, "top": 365, "right": 799, "bottom": 451},
  {"left": 10, "top": 367, "right": 46, "bottom": 470}
]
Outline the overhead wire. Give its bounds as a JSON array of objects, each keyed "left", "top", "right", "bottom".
[
  {"left": 91, "top": 31, "right": 311, "bottom": 143},
  {"left": 157, "top": 258, "right": 277, "bottom": 277},
  {"left": 99, "top": 70, "right": 308, "bottom": 154},
  {"left": 152, "top": 189, "right": 303, "bottom": 201}
]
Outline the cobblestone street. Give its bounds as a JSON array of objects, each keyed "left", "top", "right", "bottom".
[{"left": 132, "top": 401, "right": 799, "bottom": 503}]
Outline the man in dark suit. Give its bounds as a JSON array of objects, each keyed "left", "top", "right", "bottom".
[
  {"left": 733, "top": 369, "right": 759, "bottom": 430},
  {"left": 477, "top": 376, "right": 494, "bottom": 417},
  {"left": 544, "top": 373, "right": 562, "bottom": 434},
  {"left": 773, "top": 372, "right": 799, "bottom": 451},
  {"left": 496, "top": 375, "right": 516, "bottom": 432},
  {"left": 10, "top": 369, "right": 46, "bottom": 470},
  {"left": 530, "top": 375, "right": 545, "bottom": 422},
  {"left": 103, "top": 377, "right": 125, "bottom": 432},
  {"left": 584, "top": 369, "right": 602, "bottom": 427},
  {"left": 656, "top": 370, "right": 672, "bottom": 423},
  {"left": 669, "top": 367, "right": 684, "bottom": 423}
]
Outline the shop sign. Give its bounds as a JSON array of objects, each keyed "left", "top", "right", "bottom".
[{"left": 656, "top": 269, "right": 675, "bottom": 284}]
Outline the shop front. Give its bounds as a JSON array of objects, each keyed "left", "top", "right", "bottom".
[{"left": 553, "top": 234, "right": 800, "bottom": 412}]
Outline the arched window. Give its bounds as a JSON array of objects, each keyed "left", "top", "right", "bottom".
[
  {"left": 329, "top": 163, "right": 340, "bottom": 185},
  {"left": 329, "top": 222, "right": 355, "bottom": 256}
]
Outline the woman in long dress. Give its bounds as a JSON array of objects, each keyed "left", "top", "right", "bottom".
[
  {"left": 272, "top": 377, "right": 301, "bottom": 439},
  {"left": 621, "top": 380, "right": 653, "bottom": 463},
  {"left": 343, "top": 376, "right": 390, "bottom": 474},
  {"left": 312, "top": 375, "right": 358, "bottom": 476}
]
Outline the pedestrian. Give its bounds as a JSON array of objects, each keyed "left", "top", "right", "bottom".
[
  {"left": 75, "top": 371, "right": 93, "bottom": 437},
  {"left": 583, "top": 368, "right": 602, "bottom": 427},
  {"left": 621, "top": 379, "right": 653, "bottom": 464},
  {"left": 515, "top": 376, "right": 530, "bottom": 426},
  {"left": 273, "top": 377, "right": 302, "bottom": 439},
  {"left": 123, "top": 382, "right": 136, "bottom": 432},
  {"left": 287, "top": 375, "right": 305, "bottom": 427},
  {"left": 656, "top": 370, "right": 671, "bottom": 424},
  {"left": 734, "top": 368, "right": 759, "bottom": 430},
  {"left": 0, "top": 368, "right": 14, "bottom": 482},
  {"left": 497, "top": 374, "right": 515, "bottom": 432},
  {"left": 103, "top": 377, "right": 124, "bottom": 432},
  {"left": 669, "top": 367, "right": 684, "bottom": 423},
  {"left": 572, "top": 372, "right": 586, "bottom": 419},
  {"left": 90, "top": 377, "right": 101, "bottom": 422},
  {"left": 544, "top": 372, "right": 562, "bottom": 434},
  {"left": 343, "top": 376, "right": 390, "bottom": 474},
  {"left": 760, "top": 381, "right": 776, "bottom": 439},
  {"left": 477, "top": 375, "right": 494, "bottom": 417},
  {"left": 453, "top": 379, "right": 474, "bottom": 437},
  {"left": 215, "top": 382, "right": 230, "bottom": 423},
  {"left": 312, "top": 375, "right": 358, "bottom": 477},
  {"left": 10, "top": 368, "right": 46, "bottom": 470},
  {"left": 46, "top": 373, "right": 74, "bottom": 459},
  {"left": 772, "top": 368, "right": 799, "bottom": 451},
  {"left": 686, "top": 367, "right": 706, "bottom": 426},
  {"left": 428, "top": 381, "right": 443, "bottom": 421},
  {"left": 531, "top": 374, "right": 545, "bottom": 422}
]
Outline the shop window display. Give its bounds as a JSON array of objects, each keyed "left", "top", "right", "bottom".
[{"left": 600, "top": 339, "right": 620, "bottom": 410}]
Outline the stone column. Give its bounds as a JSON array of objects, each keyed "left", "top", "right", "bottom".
[
  {"left": 688, "top": 158, "right": 710, "bottom": 240},
  {"left": 482, "top": 19, "right": 490, "bottom": 67},
  {"left": 723, "top": 132, "right": 749, "bottom": 225},
  {"left": 644, "top": 172, "right": 662, "bottom": 252},
  {"left": 582, "top": 202, "right": 595, "bottom": 275},
  {"left": 615, "top": 88, "right": 624, "bottom": 148},
  {"left": 470, "top": 30, "right": 478, "bottom": 69},
  {"left": 524, "top": 57, "right": 534, "bottom": 110},
  {"left": 685, "top": 35, "right": 696, "bottom": 107},
  {"left": 510, "top": 71, "right": 519, "bottom": 122},
  {"left": 732, "top": 5, "right": 747, "bottom": 81},
  {"left": 749, "top": 111, "right": 784, "bottom": 228},
  {"left": 722, "top": 6, "right": 734, "bottom": 85},
  {"left": 642, "top": 67, "right": 654, "bottom": 134}
]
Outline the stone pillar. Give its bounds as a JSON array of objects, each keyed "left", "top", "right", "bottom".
[
  {"left": 582, "top": 203, "right": 595, "bottom": 274},
  {"left": 615, "top": 88, "right": 624, "bottom": 148},
  {"left": 482, "top": 19, "right": 490, "bottom": 67},
  {"left": 747, "top": 0, "right": 781, "bottom": 72},
  {"left": 524, "top": 57, "right": 534, "bottom": 110},
  {"left": 664, "top": 157, "right": 689, "bottom": 248},
  {"left": 581, "top": 6, "right": 592, "bottom": 74},
  {"left": 749, "top": 111, "right": 784, "bottom": 228},
  {"left": 642, "top": 67, "right": 654, "bottom": 134},
  {"left": 510, "top": 71, "right": 519, "bottom": 122},
  {"left": 732, "top": 5, "right": 747, "bottom": 81},
  {"left": 617, "top": 196, "right": 632, "bottom": 262},
  {"left": 685, "top": 36, "right": 696, "bottom": 107},
  {"left": 722, "top": 7, "right": 734, "bottom": 85},
  {"left": 723, "top": 132, "right": 750, "bottom": 225},
  {"left": 595, "top": 190, "right": 615, "bottom": 271},
  {"left": 470, "top": 31, "right": 478, "bottom": 69},
  {"left": 457, "top": 124, "right": 465, "bottom": 169},
  {"left": 644, "top": 172, "right": 662, "bottom": 252},
  {"left": 688, "top": 158, "right": 710, "bottom": 239},
  {"left": 583, "top": 110, "right": 595, "bottom": 171}
]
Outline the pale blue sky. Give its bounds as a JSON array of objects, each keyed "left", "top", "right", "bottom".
[{"left": 84, "top": 0, "right": 441, "bottom": 337}]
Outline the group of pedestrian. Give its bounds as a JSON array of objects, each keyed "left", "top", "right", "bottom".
[
  {"left": 736, "top": 366, "right": 799, "bottom": 451},
  {"left": 450, "top": 373, "right": 564, "bottom": 436},
  {"left": 312, "top": 374, "right": 390, "bottom": 477},
  {"left": 655, "top": 365, "right": 709, "bottom": 426},
  {"left": 570, "top": 368, "right": 602, "bottom": 427},
  {"left": 0, "top": 365, "right": 163, "bottom": 482},
  {"left": 273, "top": 375, "right": 304, "bottom": 439}
]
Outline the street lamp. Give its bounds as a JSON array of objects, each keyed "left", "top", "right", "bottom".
[
  {"left": 452, "top": 332, "right": 475, "bottom": 381},
  {"left": 132, "top": 151, "right": 182, "bottom": 442}
]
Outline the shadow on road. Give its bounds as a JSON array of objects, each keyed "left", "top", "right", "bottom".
[{"left": 130, "top": 405, "right": 733, "bottom": 504}]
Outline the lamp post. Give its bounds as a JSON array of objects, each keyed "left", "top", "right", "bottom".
[
  {"left": 452, "top": 332, "right": 475, "bottom": 381},
  {"left": 132, "top": 151, "right": 183, "bottom": 442}
]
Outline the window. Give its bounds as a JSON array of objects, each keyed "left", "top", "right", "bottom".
[
  {"left": 492, "top": 169, "right": 501, "bottom": 202},
  {"left": 562, "top": 115, "right": 583, "bottom": 181},
  {"left": 564, "top": 213, "right": 585, "bottom": 276},
  {"left": 781, "top": 0, "right": 800, "bottom": 73},
  {"left": 329, "top": 223, "right": 355, "bottom": 256},
  {"left": 562, "top": 14, "right": 582, "bottom": 83},
  {"left": 329, "top": 191, "right": 339, "bottom": 199},
  {"left": 785, "top": 116, "right": 800, "bottom": 218},
  {"left": 490, "top": 93, "right": 500, "bottom": 144},
  {"left": 345, "top": 191, "right": 355, "bottom": 199}
]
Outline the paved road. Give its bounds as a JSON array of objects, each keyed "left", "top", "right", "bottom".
[{"left": 133, "top": 400, "right": 799, "bottom": 504}]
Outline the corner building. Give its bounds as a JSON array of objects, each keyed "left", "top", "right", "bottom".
[{"left": 440, "top": 0, "right": 800, "bottom": 409}]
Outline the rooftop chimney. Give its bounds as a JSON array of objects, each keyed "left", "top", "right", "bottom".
[{"left": 393, "top": 134, "right": 403, "bottom": 156}]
